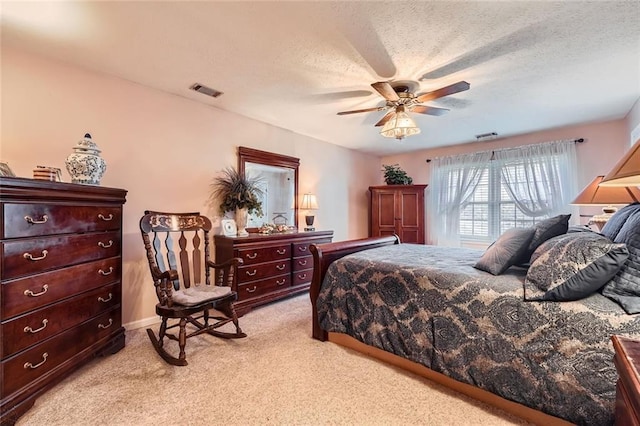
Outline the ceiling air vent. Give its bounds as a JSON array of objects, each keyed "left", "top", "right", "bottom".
[
  {"left": 190, "top": 83, "right": 223, "bottom": 98},
  {"left": 475, "top": 132, "right": 498, "bottom": 141}
]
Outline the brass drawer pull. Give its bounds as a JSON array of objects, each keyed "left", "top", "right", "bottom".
[
  {"left": 24, "top": 215, "right": 48, "bottom": 224},
  {"left": 24, "top": 352, "right": 48, "bottom": 369},
  {"left": 98, "top": 293, "right": 113, "bottom": 303},
  {"left": 276, "top": 264, "right": 286, "bottom": 271},
  {"left": 98, "top": 213, "right": 114, "bottom": 221},
  {"left": 24, "top": 319, "right": 48, "bottom": 334},
  {"left": 98, "top": 267, "right": 114, "bottom": 276},
  {"left": 98, "top": 240, "right": 113, "bottom": 248},
  {"left": 298, "top": 246, "right": 308, "bottom": 252},
  {"left": 298, "top": 259, "right": 308, "bottom": 266},
  {"left": 98, "top": 318, "right": 113, "bottom": 329},
  {"left": 245, "top": 286, "right": 257, "bottom": 293},
  {"left": 298, "top": 273, "right": 307, "bottom": 280},
  {"left": 246, "top": 269, "right": 257, "bottom": 276},
  {"left": 276, "top": 279, "right": 286, "bottom": 286},
  {"left": 24, "top": 284, "right": 49, "bottom": 297},
  {"left": 23, "top": 250, "right": 48, "bottom": 261},
  {"left": 246, "top": 252, "right": 258, "bottom": 259},
  {"left": 276, "top": 248, "right": 286, "bottom": 255}
]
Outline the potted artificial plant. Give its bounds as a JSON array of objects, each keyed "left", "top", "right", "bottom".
[
  {"left": 211, "top": 167, "right": 263, "bottom": 236},
  {"left": 382, "top": 164, "right": 413, "bottom": 185}
]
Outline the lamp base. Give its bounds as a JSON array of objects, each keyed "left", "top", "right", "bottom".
[{"left": 304, "top": 215, "right": 315, "bottom": 232}]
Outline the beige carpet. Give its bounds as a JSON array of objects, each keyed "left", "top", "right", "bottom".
[{"left": 18, "top": 295, "right": 530, "bottom": 425}]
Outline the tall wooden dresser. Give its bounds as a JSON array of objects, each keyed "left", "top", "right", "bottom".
[
  {"left": 214, "top": 230, "right": 333, "bottom": 315},
  {"left": 369, "top": 185, "right": 427, "bottom": 244},
  {"left": 0, "top": 177, "right": 127, "bottom": 425}
]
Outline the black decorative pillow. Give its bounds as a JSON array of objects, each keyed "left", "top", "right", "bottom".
[
  {"left": 524, "top": 232, "right": 628, "bottom": 302},
  {"left": 474, "top": 227, "right": 536, "bottom": 275},
  {"left": 516, "top": 214, "right": 571, "bottom": 265},
  {"left": 600, "top": 202, "right": 640, "bottom": 241},
  {"left": 602, "top": 210, "right": 640, "bottom": 314}
]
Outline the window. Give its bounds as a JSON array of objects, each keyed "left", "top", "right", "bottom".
[
  {"left": 459, "top": 163, "right": 549, "bottom": 243},
  {"left": 428, "top": 140, "right": 577, "bottom": 247}
]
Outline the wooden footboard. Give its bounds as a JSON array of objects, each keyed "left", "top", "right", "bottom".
[{"left": 309, "top": 235, "right": 400, "bottom": 341}]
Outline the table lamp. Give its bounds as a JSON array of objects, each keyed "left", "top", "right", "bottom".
[
  {"left": 300, "top": 193, "right": 318, "bottom": 231},
  {"left": 571, "top": 175, "right": 640, "bottom": 230}
]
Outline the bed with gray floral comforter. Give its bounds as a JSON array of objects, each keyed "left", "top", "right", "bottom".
[{"left": 316, "top": 244, "right": 640, "bottom": 425}]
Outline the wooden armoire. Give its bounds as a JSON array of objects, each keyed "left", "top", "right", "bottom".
[{"left": 369, "top": 185, "right": 427, "bottom": 244}]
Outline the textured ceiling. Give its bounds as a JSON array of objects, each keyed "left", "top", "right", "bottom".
[{"left": 2, "top": 1, "right": 639, "bottom": 156}]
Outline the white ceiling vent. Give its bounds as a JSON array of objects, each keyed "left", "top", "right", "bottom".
[
  {"left": 475, "top": 132, "right": 498, "bottom": 141},
  {"left": 190, "top": 83, "right": 223, "bottom": 98}
]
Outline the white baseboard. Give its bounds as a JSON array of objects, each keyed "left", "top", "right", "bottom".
[{"left": 124, "top": 316, "right": 161, "bottom": 330}]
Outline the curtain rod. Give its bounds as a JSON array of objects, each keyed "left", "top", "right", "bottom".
[{"left": 425, "top": 138, "right": 585, "bottom": 163}]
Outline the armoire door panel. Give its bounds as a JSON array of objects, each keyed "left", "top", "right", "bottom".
[{"left": 377, "top": 193, "right": 396, "bottom": 227}]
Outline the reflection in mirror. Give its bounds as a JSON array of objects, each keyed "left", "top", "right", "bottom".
[
  {"left": 238, "top": 147, "right": 299, "bottom": 230},
  {"left": 245, "top": 163, "right": 295, "bottom": 227}
]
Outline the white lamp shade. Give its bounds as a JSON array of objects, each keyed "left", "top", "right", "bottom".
[
  {"left": 380, "top": 110, "right": 421, "bottom": 140},
  {"left": 300, "top": 193, "right": 318, "bottom": 210},
  {"left": 600, "top": 139, "right": 640, "bottom": 186}
]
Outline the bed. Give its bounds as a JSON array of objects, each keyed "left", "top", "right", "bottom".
[{"left": 309, "top": 234, "right": 640, "bottom": 426}]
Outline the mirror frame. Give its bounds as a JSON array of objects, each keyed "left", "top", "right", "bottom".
[{"left": 238, "top": 146, "right": 300, "bottom": 231}]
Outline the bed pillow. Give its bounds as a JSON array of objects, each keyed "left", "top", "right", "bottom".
[
  {"left": 516, "top": 214, "right": 571, "bottom": 265},
  {"left": 474, "top": 227, "right": 536, "bottom": 275},
  {"left": 601, "top": 209, "right": 640, "bottom": 314},
  {"left": 600, "top": 202, "right": 640, "bottom": 241},
  {"left": 524, "top": 232, "right": 628, "bottom": 302}
]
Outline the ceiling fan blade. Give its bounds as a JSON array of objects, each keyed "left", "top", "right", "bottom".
[
  {"left": 337, "top": 106, "right": 385, "bottom": 115},
  {"left": 411, "top": 105, "right": 450, "bottom": 116},
  {"left": 374, "top": 111, "right": 396, "bottom": 127},
  {"left": 416, "top": 81, "right": 470, "bottom": 103},
  {"left": 371, "top": 81, "right": 400, "bottom": 102}
]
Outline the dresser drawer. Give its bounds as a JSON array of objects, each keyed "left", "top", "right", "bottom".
[
  {"left": 292, "top": 255, "right": 312, "bottom": 271},
  {"left": 2, "top": 204, "right": 121, "bottom": 239},
  {"left": 2, "top": 282, "right": 120, "bottom": 358},
  {"left": 2, "top": 308, "right": 121, "bottom": 398},
  {"left": 2, "top": 257, "right": 120, "bottom": 319},
  {"left": 292, "top": 270, "right": 312, "bottom": 286},
  {"left": 238, "top": 274, "right": 290, "bottom": 300},
  {"left": 1, "top": 231, "right": 120, "bottom": 280},
  {"left": 293, "top": 238, "right": 332, "bottom": 257},
  {"left": 236, "top": 244, "right": 290, "bottom": 265},
  {"left": 238, "top": 260, "right": 290, "bottom": 283}
]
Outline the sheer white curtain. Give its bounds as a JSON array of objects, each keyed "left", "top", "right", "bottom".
[
  {"left": 493, "top": 140, "right": 578, "bottom": 217},
  {"left": 428, "top": 151, "right": 493, "bottom": 246}
]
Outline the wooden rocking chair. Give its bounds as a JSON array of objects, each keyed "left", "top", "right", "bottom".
[{"left": 140, "top": 211, "right": 246, "bottom": 366}]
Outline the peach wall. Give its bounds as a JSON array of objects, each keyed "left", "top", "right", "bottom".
[
  {"left": 381, "top": 119, "right": 632, "bottom": 240},
  {"left": 627, "top": 97, "right": 640, "bottom": 145},
  {"left": 1, "top": 48, "right": 379, "bottom": 327}
]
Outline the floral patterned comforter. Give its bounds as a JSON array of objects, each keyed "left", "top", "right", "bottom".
[{"left": 316, "top": 244, "right": 640, "bottom": 425}]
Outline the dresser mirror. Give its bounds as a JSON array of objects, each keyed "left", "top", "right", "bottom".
[{"left": 238, "top": 146, "right": 299, "bottom": 230}]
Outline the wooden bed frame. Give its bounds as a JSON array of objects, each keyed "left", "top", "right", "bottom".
[{"left": 309, "top": 235, "right": 572, "bottom": 426}]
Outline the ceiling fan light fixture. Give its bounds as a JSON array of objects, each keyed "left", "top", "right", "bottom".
[{"left": 380, "top": 108, "right": 421, "bottom": 140}]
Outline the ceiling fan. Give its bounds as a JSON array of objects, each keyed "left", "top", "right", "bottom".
[{"left": 337, "top": 80, "right": 470, "bottom": 139}]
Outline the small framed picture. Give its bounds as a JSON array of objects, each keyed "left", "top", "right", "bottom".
[
  {"left": 0, "top": 162, "right": 16, "bottom": 177},
  {"left": 221, "top": 219, "right": 237, "bottom": 236}
]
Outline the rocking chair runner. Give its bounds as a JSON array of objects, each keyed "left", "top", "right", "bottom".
[{"left": 140, "top": 211, "right": 246, "bottom": 366}]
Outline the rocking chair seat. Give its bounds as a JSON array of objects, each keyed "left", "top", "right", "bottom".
[{"left": 171, "top": 285, "right": 232, "bottom": 306}]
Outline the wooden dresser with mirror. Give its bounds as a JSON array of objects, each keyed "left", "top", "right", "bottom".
[{"left": 214, "top": 147, "right": 333, "bottom": 314}]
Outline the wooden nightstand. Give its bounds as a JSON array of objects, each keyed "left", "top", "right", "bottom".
[{"left": 612, "top": 335, "right": 640, "bottom": 425}]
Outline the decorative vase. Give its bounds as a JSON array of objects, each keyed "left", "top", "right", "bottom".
[
  {"left": 65, "top": 133, "right": 107, "bottom": 185},
  {"left": 235, "top": 207, "right": 249, "bottom": 237}
]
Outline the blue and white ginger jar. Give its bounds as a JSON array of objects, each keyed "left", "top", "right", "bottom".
[{"left": 65, "top": 133, "right": 107, "bottom": 185}]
